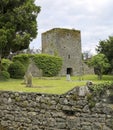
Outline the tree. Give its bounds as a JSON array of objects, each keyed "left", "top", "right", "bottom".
[
  {"left": 88, "top": 54, "right": 110, "bottom": 80},
  {"left": 96, "top": 36, "right": 113, "bottom": 73},
  {"left": 0, "top": 0, "right": 40, "bottom": 71}
]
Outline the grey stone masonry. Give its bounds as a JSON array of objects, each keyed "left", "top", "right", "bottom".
[
  {"left": 0, "top": 86, "right": 113, "bottom": 130},
  {"left": 42, "top": 28, "right": 82, "bottom": 76}
]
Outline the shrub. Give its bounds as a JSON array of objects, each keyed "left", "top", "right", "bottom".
[
  {"left": 89, "top": 81, "right": 113, "bottom": 96},
  {"left": 88, "top": 81, "right": 113, "bottom": 104},
  {"left": 32, "top": 54, "right": 62, "bottom": 77},
  {"left": 1, "top": 59, "right": 12, "bottom": 71},
  {"left": 8, "top": 61, "right": 25, "bottom": 79},
  {"left": 13, "top": 54, "right": 30, "bottom": 71},
  {"left": 0, "top": 71, "right": 10, "bottom": 80}
]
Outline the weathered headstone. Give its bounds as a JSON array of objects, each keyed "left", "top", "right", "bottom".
[
  {"left": 24, "top": 71, "right": 32, "bottom": 87},
  {"left": 66, "top": 74, "right": 71, "bottom": 81}
]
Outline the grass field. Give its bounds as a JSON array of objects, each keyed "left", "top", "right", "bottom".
[{"left": 0, "top": 75, "right": 113, "bottom": 94}]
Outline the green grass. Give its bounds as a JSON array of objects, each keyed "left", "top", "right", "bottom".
[{"left": 0, "top": 75, "right": 113, "bottom": 94}]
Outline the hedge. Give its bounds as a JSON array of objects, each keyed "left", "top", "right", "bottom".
[
  {"left": 32, "top": 54, "right": 62, "bottom": 77},
  {"left": 11, "top": 53, "right": 62, "bottom": 77},
  {"left": 0, "top": 71, "right": 10, "bottom": 80},
  {"left": 8, "top": 61, "right": 25, "bottom": 79},
  {"left": 12, "top": 54, "right": 30, "bottom": 71},
  {"left": 1, "top": 59, "right": 12, "bottom": 71}
]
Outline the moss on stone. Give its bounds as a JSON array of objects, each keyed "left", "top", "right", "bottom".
[
  {"left": 87, "top": 93, "right": 96, "bottom": 109},
  {"left": 70, "top": 94, "right": 78, "bottom": 101},
  {"left": 22, "top": 101, "right": 28, "bottom": 107},
  {"left": 15, "top": 96, "right": 21, "bottom": 102}
]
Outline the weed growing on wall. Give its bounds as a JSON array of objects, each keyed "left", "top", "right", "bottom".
[{"left": 89, "top": 81, "right": 113, "bottom": 96}]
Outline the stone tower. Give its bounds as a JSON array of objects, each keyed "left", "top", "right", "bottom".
[{"left": 42, "top": 28, "right": 82, "bottom": 76}]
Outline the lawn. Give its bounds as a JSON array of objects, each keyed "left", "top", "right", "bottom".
[{"left": 0, "top": 75, "right": 113, "bottom": 94}]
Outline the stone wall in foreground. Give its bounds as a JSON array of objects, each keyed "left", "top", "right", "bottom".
[{"left": 0, "top": 86, "right": 113, "bottom": 130}]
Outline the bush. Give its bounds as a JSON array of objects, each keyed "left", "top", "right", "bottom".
[
  {"left": 13, "top": 54, "right": 30, "bottom": 71},
  {"left": 0, "top": 71, "right": 10, "bottom": 80},
  {"left": 11, "top": 53, "right": 62, "bottom": 77},
  {"left": 8, "top": 61, "right": 25, "bottom": 79},
  {"left": 32, "top": 54, "right": 62, "bottom": 77},
  {"left": 1, "top": 59, "right": 12, "bottom": 71},
  {"left": 89, "top": 81, "right": 113, "bottom": 96}
]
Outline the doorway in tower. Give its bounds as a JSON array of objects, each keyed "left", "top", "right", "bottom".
[{"left": 66, "top": 68, "right": 73, "bottom": 75}]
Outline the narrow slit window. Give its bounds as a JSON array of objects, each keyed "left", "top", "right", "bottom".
[{"left": 68, "top": 54, "right": 70, "bottom": 59}]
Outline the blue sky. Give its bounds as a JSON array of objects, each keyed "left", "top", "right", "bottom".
[{"left": 30, "top": 0, "right": 113, "bottom": 54}]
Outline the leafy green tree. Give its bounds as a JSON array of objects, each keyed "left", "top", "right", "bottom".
[
  {"left": 0, "top": 0, "right": 40, "bottom": 72},
  {"left": 88, "top": 54, "right": 110, "bottom": 80},
  {"left": 96, "top": 36, "right": 113, "bottom": 73}
]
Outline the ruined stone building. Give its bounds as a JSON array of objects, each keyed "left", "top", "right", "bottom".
[{"left": 42, "top": 28, "right": 83, "bottom": 76}]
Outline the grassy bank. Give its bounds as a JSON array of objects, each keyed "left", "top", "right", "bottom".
[{"left": 0, "top": 75, "right": 113, "bottom": 94}]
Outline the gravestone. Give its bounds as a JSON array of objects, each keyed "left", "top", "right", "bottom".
[
  {"left": 66, "top": 74, "right": 71, "bottom": 81},
  {"left": 25, "top": 72, "right": 32, "bottom": 87},
  {"left": 24, "top": 63, "right": 33, "bottom": 87}
]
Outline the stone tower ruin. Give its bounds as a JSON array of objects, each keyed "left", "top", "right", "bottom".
[{"left": 42, "top": 28, "right": 82, "bottom": 76}]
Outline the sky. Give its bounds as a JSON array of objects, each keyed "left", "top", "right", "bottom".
[{"left": 30, "top": 0, "right": 113, "bottom": 54}]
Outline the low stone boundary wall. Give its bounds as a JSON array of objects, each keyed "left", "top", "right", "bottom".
[{"left": 0, "top": 86, "right": 113, "bottom": 130}]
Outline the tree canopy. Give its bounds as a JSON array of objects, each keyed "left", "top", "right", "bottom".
[
  {"left": 96, "top": 36, "right": 113, "bottom": 73},
  {"left": 88, "top": 54, "right": 110, "bottom": 79},
  {"left": 0, "top": 0, "right": 40, "bottom": 58}
]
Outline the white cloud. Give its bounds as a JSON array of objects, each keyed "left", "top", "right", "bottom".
[{"left": 31, "top": 0, "right": 113, "bottom": 55}]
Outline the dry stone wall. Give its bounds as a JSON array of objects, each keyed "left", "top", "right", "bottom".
[{"left": 0, "top": 86, "right": 113, "bottom": 130}]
